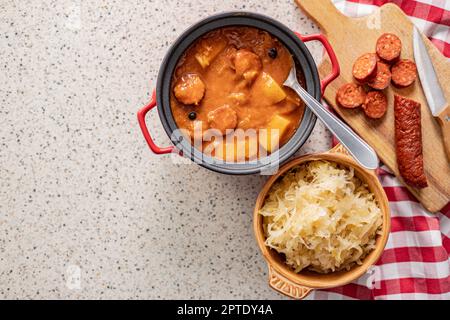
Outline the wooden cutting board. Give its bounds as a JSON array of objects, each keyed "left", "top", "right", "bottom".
[{"left": 296, "top": 0, "right": 450, "bottom": 212}]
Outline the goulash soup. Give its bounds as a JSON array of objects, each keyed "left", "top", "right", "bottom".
[{"left": 170, "top": 27, "right": 305, "bottom": 161}]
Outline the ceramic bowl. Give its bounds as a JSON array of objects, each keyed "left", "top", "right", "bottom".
[{"left": 253, "top": 144, "right": 390, "bottom": 299}]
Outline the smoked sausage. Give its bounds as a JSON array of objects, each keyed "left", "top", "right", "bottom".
[
  {"left": 352, "top": 53, "right": 378, "bottom": 82},
  {"left": 174, "top": 73, "right": 206, "bottom": 105},
  {"left": 336, "top": 83, "right": 366, "bottom": 108},
  {"left": 207, "top": 104, "right": 238, "bottom": 135},
  {"left": 391, "top": 59, "right": 417, "bottom": 88},
  {"left": 363, "top": 91, "right": 387, "bottom": 119},
  {"left": 368, "top": 62, "right": 391, "bottom": 90},
  {"left": 394, "top": 95, "right": 427, "bottom": 188},
  {"left": 376, "top": 33, "right": 402, "bottom": 63}
]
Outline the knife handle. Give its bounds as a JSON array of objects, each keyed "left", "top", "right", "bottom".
[{"left": 437, "top": 104, "right": 450, "bottom": 162}]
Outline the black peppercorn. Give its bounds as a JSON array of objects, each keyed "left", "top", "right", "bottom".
[
  {"left": 268, "top": 47, "right": 278, "bottom": 59},
  {"left": 188, "top": 111, "right": 197, "bottom": 120}
]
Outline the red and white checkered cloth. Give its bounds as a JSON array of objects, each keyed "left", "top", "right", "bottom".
[{"left": 308, "top": 0, "right": 450, "bottom": 300}]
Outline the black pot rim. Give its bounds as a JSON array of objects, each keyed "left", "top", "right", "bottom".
[{"left": 156, "top": 11, "right": 320, "bottom": 175}]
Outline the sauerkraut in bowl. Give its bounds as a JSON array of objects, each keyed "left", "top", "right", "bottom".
[{"left": 259, "top": 160, "right": 383, "bottom": 274}]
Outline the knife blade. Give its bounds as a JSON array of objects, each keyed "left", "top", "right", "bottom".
[
  {"left": 413, "top": 27, "right": 450, "bottom": 160},
  {"left": 413, "top": 27, "right": 446, "bottom": 116}
]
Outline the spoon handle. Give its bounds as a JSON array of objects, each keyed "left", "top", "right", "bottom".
[{"left": 290, "top": 81, "right": 379, "bottom": 169}]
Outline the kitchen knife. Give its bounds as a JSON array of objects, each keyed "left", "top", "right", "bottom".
[{"left": 413, "top": 27, "right": 450, "bottom": 160}]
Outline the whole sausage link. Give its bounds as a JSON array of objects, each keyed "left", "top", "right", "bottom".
[{"left": 394, "top": 95, "right": 428, "bottom": 188}]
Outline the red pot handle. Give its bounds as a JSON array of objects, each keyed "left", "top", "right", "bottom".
[
  {"left": 294, "top": 32, "right": 340, "bottom": 95},
  {"left": 137, "top": 89, "right": 174, "bottom": 154}
]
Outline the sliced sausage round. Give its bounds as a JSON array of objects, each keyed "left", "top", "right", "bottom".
[
  {"left": 367, "top": 62, "right": 392, "bottom": 90},
  {"left": 391, "top": 59, "right": 417, "bottom": 88},
  {"left": 363, "top": 91, "right": 387, "bottom": 119},
  {"left": 336, "top": 83, "right": 366, "bottom": 108},
  {"left": 173, "top": 73, "right": 206, "bottom": 105},
  {"left": 352, "top": 53, "right": 378, "bottom": 82},
  {"left": 376, "top": 33, "right": 402, "bottom": 63},
  {"left": 233, "top": 49, "right": 262, "bottom": 83},
  {"left": 207, "top": 104, "right": 238, "bottom": 135}
]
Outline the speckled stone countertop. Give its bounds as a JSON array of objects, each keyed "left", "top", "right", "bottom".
[{"left": 0, "top": 0, "right": 330, "bottom": 299}]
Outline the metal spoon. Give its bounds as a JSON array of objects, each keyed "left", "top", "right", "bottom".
[{"left": 283, "top": 64, "right": 379, "bottom": 169}]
